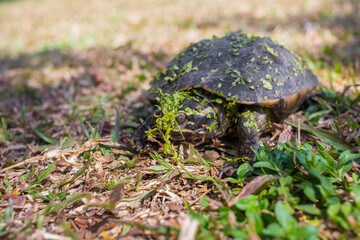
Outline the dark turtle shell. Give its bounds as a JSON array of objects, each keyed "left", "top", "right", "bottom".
[{"left": 149, "top": 30, "right": 318, "bottom": 120}]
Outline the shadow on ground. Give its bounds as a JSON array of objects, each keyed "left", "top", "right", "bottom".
[{"left": 0, "top": 46, "right": 166, "bottom": 160}]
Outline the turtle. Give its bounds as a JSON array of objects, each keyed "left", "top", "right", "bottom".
[{"left": 134, "top": 30, "right": 318, "bottom": 164}]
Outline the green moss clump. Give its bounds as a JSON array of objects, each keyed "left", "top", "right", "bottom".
[
  {"left": 263, "top": 44, "right": 279, "bottom": 57},
  {"left": 240, "top": 109, "right": 261, "bottom": 133},
  {"left": 260, "top": 78, "right": 273, "bottom": 90},
  {"left": 146, "top": 90, "right": 197, "bottom": 158}
]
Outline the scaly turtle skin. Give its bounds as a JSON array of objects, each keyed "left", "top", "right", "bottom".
[{"left": 135, "top": 30, "right": 318, "bottom": 167}]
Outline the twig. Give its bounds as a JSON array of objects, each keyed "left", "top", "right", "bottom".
[
  {"left": 297, "top": 121, "right": 301, "bottom": 147},
  {"left": 0, "top": 156, "right": 42, "bottom": 173},
  {"left": 188, "top": 189, "right": 212, "bottom": 206},
  {"left": 147, "top": 53, "right": 165, "bottom": 69},
  {"left": 0, "top": 204, "right": 28, "bottom": 209}
]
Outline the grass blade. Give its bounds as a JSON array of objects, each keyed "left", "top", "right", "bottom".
[
  {"left": 111, "top": 107, "right": 120, "bottom": 143},
  {"left": 44, "top": 192, "right": 91, "bottom": 215},
  {"left": 130, "top": 172, "right": 142, "bottom": 190},
  {"left": 79, "top": 117, "right": 90, "bottom": 139},
  {"left": 61, "top": 221, "right": 81, "bottom": 240},
  {"left": 184, "top": 169, "right": 229, "bottom": 198},
  {"left": 60, "top": 160, "right": 91, "bottom": 186},
  {"left": 31, "top": 128, "right": 57, "bottom": 145},
  {"left": 149, "top": 152, "right": 173, "bottom": 170},
  {"left": 289, "top": 122, "right": 355, "bottom": 151},
  {"left": 121, "top": 190, "right": 156, "bottom": 202},
  {"left": 29, "top": 162, "right": 56, "bottom": 187}
]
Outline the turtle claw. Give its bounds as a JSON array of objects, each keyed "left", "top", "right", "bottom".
[{"left": 219, "top": 162, "right": 239, "bottom": 178}]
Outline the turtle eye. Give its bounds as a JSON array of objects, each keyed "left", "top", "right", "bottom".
[{"left": 176, "top": 112, "right": 187, "bottom": 124}]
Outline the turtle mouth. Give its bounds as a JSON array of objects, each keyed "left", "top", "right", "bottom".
[{"left": 170, "top": 128, "right": 208, "bottom": 142}]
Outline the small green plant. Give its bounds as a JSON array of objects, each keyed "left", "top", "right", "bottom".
[
  {"left": 2, "top": 178, "right": 12, "bottom": 194},
  {"left": 188, "top": 139, "right": 360, "bottom": 239},
  {"left": 226, "top": 163, "right": 251, "bottom": 184},
  {"left": 305, "top": 87, "right": 360, "bottom": 124},
  {"left": 0, "top": 200, "right": 14, "bottom": 236},
  {"left": 0, "top": 117, "right": 11, "bottom": 143},
  {"left": 146, "top": 90, "right": 197, "bottom": 158}
]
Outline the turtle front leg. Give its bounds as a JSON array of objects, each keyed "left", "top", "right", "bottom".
[
  {"left": 220, "top": 106, "right": 268, "bottom": 178},
  {"left": 238, "top": 106, "right": 268, "bottom": 160}
]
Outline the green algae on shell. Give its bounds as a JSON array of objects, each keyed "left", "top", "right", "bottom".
[{"left": 149, "top": 30, "right": 318, "bottom": 121}]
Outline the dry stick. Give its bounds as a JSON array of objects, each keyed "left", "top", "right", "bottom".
[
  {"left": 0, "top": 138, "right": 114, "bottom": 174},
  {"left": 297, "top": 121, "right": 301, "bottom": 147},
  {"left": 147, "top": 53, "right": 166, "bottom": 69},
  {"left": 0, "top": 156, "right": 42, "bottom": 174},
  {"left": 341, "top": 84, "right": 360, "bottom": 98},
  {"left": 293, "top": 152, "right": 297, "bottom": 166},
  {"left": 0, "top": 204, "right": 28, "bottom": 209},
  {"left": 0, "top": 148, "right": 74, "bottom": 174},
  {"left": 189, "top": 189, "right": 213, "bottom": 206}
]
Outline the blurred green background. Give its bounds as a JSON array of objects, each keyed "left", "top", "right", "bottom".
[{"left": 0, "top": 0, "right": 359, "bottom": 89}]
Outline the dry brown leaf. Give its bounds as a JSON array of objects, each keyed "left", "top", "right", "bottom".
[
  {"left": 278, "top": 125, "right": 292, "bottom": 143},
  {"left": 228, "top": 175, "right": 278, "bottom": 206}
]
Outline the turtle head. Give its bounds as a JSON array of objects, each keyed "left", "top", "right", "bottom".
[{"left": 170, "top": 99, "right": 229, "bottom": 143}]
